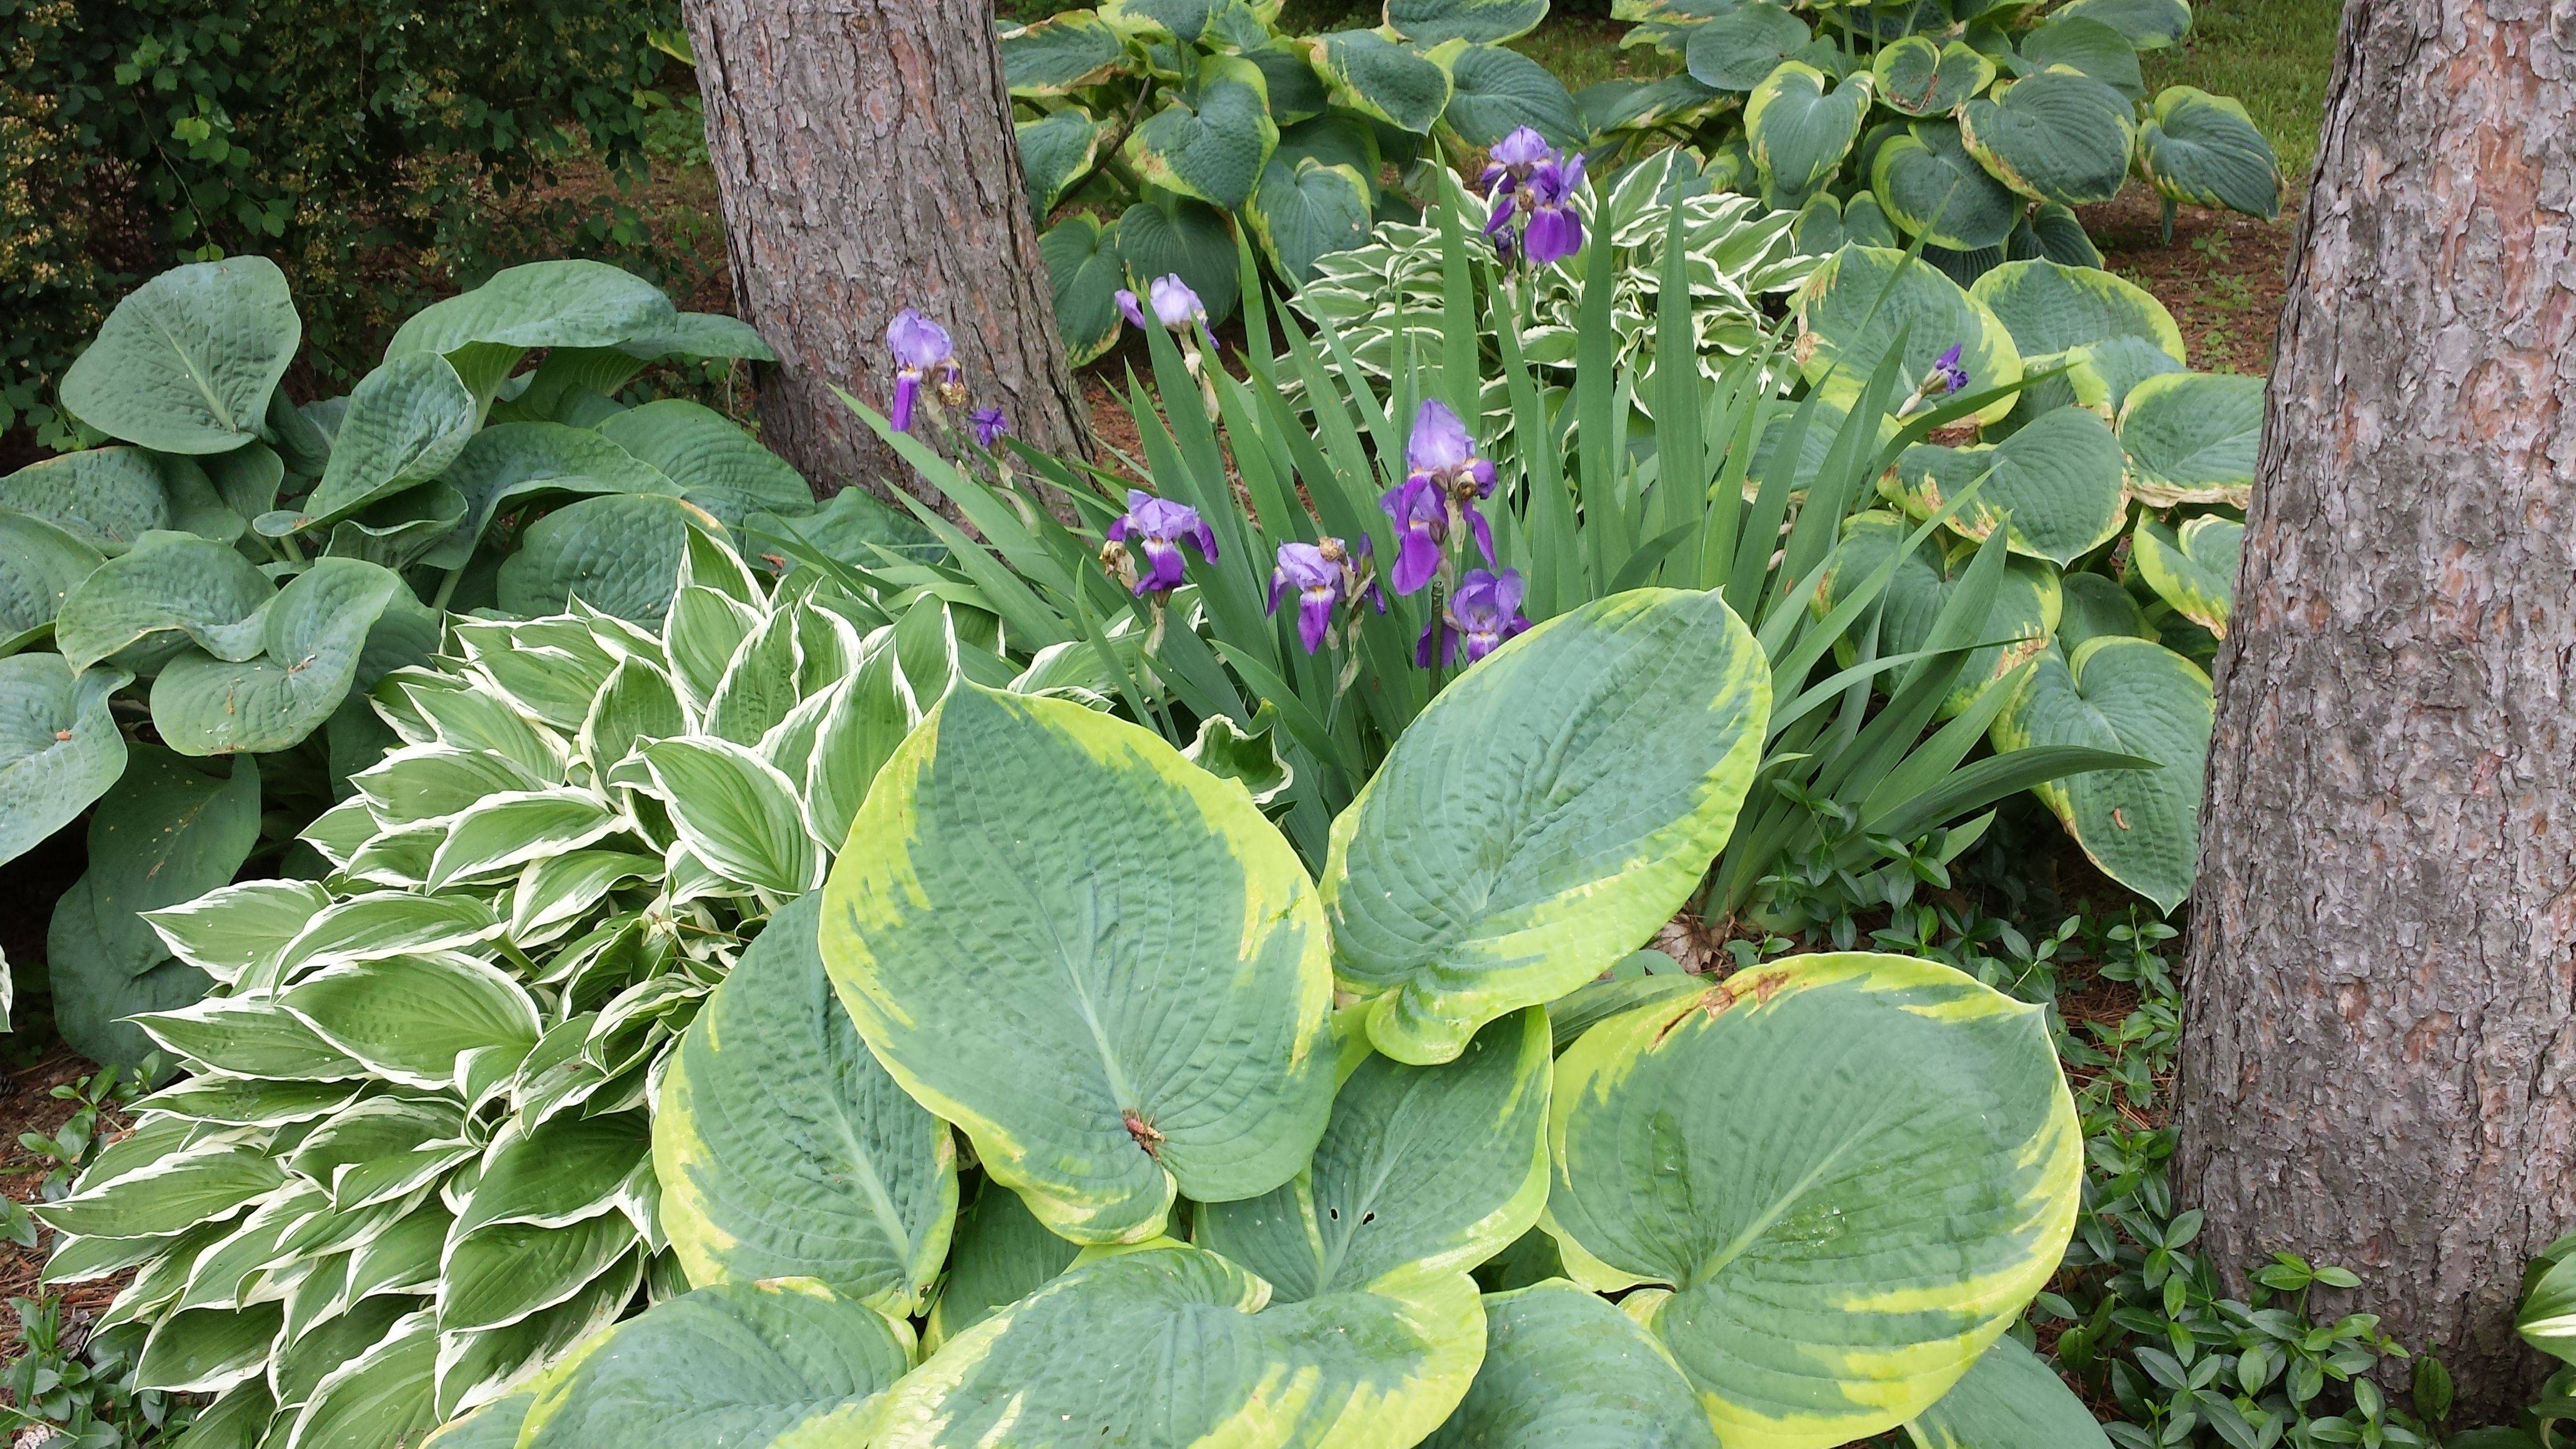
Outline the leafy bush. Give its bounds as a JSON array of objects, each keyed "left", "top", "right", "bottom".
[
  {"left": 37, "top": 519, "right": 2107, "bottom": 1446},
  {"left": 1, "top": 0, "right": 693, "bottom": 439},
  {"left": 1003, "top": 0, "right": 1588, "bottom": 359},
  {"left": 1588, "top": 0, "right": 2283, "bottom": 276},
  {"left": 0, "top": 254, "right": 827, "bottom": 1068}
]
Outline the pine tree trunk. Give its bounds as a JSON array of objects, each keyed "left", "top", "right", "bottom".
[
  {"left": 680, "top": 0, "right": 1090, "bottom": 495},
  {"left": 2175, "top": 0, "right": 2576, "bottom": 1417}
]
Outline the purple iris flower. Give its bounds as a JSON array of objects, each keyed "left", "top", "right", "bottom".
[
  {"left": 1380, "top": 474, "right": 1449, "bottom": 597},
  {"left": 1930, "top": 344, "right": 1969, "bottom": 395},
  {"left": 1378, "top": 398, "right": 1496, "bottom": 595},
  {"left": 1416, "top": 567, "right": 1531, "bottom": 668},
  {"left": 886, "top": 310, "right": 957, "bottom": 433},
  {"left": 1267, "top": 535, "right": 1385, "bottom": 654},
  {"left": 1115, "top": 288, "right": 1149, "bottom": 329},
  {"left": 1479, "top": 126, "right": 1555, "bottom": 194},
  {"left": 1521, "top": 154, "right": 1586, "bottom": 268},
  {"left": 1106, "top": 489, "right": 1217, "bottom": 595},
  {"left": 970, "top": 407, "right": 1010, "bottom": 449},
  {"left": 1483, "top": 132, "right": 1586, "bottom": 270}
]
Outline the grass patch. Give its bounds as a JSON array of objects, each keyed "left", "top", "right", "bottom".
[{"left": 2137, "top": 0, "right": 2340, "bottom": 178}]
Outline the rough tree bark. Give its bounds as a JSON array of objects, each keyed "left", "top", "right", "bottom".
[
  {"left": 2176, "top": 0, "right": 2576, "bottom": 1417},
  {"left": 681, "top": 0, "right": 1090, "bottom": 494}
]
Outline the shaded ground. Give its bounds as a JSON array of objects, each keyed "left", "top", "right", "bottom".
[{"left": 2084, "top": 188, "right": 2301, "bottom": 378}]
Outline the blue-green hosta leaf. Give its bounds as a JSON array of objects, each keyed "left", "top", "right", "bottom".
[
  {"left": 1871, "top": 121, "right": 2026, "bottom": 253},
  {"left": 1423, "top": 1279, "right": 1719, "bottom": 1448},
  {"left": 2117, "top": 369, "right": 2264, "bottom": 509},
  {"left": 0, "top": 447, "right": 223, "bottom": 555},
  {"left": 871, "top": 1246, "right": 1483, "bottom": 1449},
  {"left": 2131, "top": 514, "right": 2241, "bottom": 638},
  {"left": 638, "top": 736, "right": 822, "bottom": 895},
  {"left": 2051, "top": 0, "right": 2191, "bottom": 49},
  {"left": 1385, "top": 0, "right": 1547, "bottom": 46},
  {"left": 1871, "top": 36, "right": 1994, "bottom": 116},
  {"left": 1017, "top": 109, "right": 1102, "bottom": 219},
  {"left": 54, "top": 531, "right": 275, "bottom": 673},
  {"left": 1793, "top": 245, "right": 2022, "bottom": 424},
  {"left": 2019, "top": 16, "right": 2145, "bottom": 100},
  {"left": 1323, "top": 590, "right": 1768, "bottom": 1066},
  {"left": 46, "top": 882, "right": 214, "bottom": 1077},
  {"left": 1682, "top": 5, "right": 1810, "bottom": 90},
  {"left": 598, "top": 401, "right": 814, "bottom": 529},
  {"left": 130, "top": 996, "right": 366, "bottom": 1080},
  {"left": 52, "top": 746, "right": 255, "bottom": 1011},
  {"left": 1442, "top": 42, "right": 1584, "bottom": 147},
  {"left": 1959, "top": 71, "right": 2139, "bottom": 208},
  {"left": 1249, "top": 156, "right": 1376, "bottom": 284},
  {"left": 1969, "top": 259, "right": 2185, "bottom": 362},
  {"left": 515, "top": 1280, "right": 912, "bottom": 1449},
  {"left": 60, "top": 257, "right": 299, "bottom": 455},
  {"left": 655, "top": 892, "right": 957, "bottom": 1314},
  {"left": 1039, "top": 213, "right": 1128, "bottom": 366},
  {"left": 0, "top": 653, "right": 129, "bottom": 865},
  {"left": 922, "top": 1185, "right": 1082, "bottom": 1351},
  {"left": 1546, "top": 954, "right": 2083, "bottom": 1449},
  {"left": 301, "top": 354, "right": 480, "bottom": 527},
  {"left": 1117, "top": 196, "right": 1243, "bottom": 324},
  {"left": 2070, "top": 334, "right": 2185, "bottom": 416},
  {"left": 1819, "top": 512, "right": 2062, "bottom": 719},
  {"left": 424, "top": 1388, "right": 533, "bottom": 1449},
  {"left": 1201, "top": 1007, "right": 1550, "bottom": 1299},
  {"left": 1098, "top": 0, "right": 1274, "bottom": 42},
  {"left": 1307, "top": 31, "right": 1463, "bottom": 134},
  {"left": 2056, "top": 570, "right": 2158, "bottom": 652},
  {"left": 1992, "top": 637, "right": 2210, "bottom": 912},
  {"left": 0, "top": 511, "right": 104, "bottom": 653},
  {"left": 1907, "top": 1334, "right": 2112, "bottom": 1448},
  {"left": 1886, "top": 406, "right": 2130, "bottom": 565},
  {"left": 496, "top": 493, "right": 701, "bottom": 623},
  {"left": 386, "top": 260, "right": 678, "bottom": 366},
  {"left": 819, "top": 685, "right": 1336, "bottom": 1244},
  {"left": 620, "top": 312, "right": 774, "bottom": 364},
  {"left": 1001, "top": 11, "right": 1134, "bottom": 95},
  {"left": 433, "top": 421, "right": 678, "bottom": 563},
  {"left": 278, "top": 953, "right": 542, "bottom": 1090},
  {"left": 1747, "top": 62, "right": 1870, "bottom": 197},
  {"left": 2139, "top": 86, "right": 2280, "bottom": 220},
  {"left": 1123, "top": 54, "right": 1277, "bottom": 210},
  {"left": 149, "top": 558, "right": 406, "bottom": 756}
]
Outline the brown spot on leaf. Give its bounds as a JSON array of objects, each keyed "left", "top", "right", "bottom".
[{"left": 1123, "top": 1109, "right": 1164, "bottom": 1157}]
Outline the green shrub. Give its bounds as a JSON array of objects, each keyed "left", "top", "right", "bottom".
[
  {"left": 0, "top": 254, "right": 831, "bottom": 1069},
  {"left": 0, "top": 0, "right": 689, "bottom": 439}
]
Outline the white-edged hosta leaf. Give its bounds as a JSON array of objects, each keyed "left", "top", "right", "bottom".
[
  {"left": 280, "top": 1308, "right": 440, "bottom": 1449},
  {"left": 1322, "top": 590, "right": 1767, "bottom": 1065},
  {"left": 703, "top": 605, "right": 801, "bottom": 746},
  {"left": 453, "top": 1111, "right": 651, "bottom": 1237},
  {"left": 820, "top": 685, "right": 1335, "bottom": 1245},
  {"left": 638, "top": 736, "right": 822, "bottom": 894},
  {"left": 1200, "top": 1007, "right": 1550, "bottom": 1299},
  {"left": 401, "top": 682, "right": 570, "bottom": 781},
  {"left": 1907, "top": 1333, "right": 2112, "bottom": 1448},
  {"left": 580, "top": 656, "right": 691, "bottom": 776},
  {"left": 1422, "top": 1279, "right": 1719, "bottom": 1448},
  {"left": 280, "top": 953, "right": 542, "bottom": 1090},
  {"left": 509, "top": 851, "right": 661, "bottom": 945},
  {"left": 1546, "top": 954, "right": 2082, "bottom": 1449},
  {"left": 655, "top": 892, "right": 956, "bottom": 1314},
  {"left": 273, "top": 1295, "right": 419, "bottom": 1417},
  {"left": 273, "top": 893, "right": 504, "bottom": 980},
  {"left": 37, "top": 1139, "right": 288, "bottom": 1239},
  {"left": 1991, "top": 637, "right": 2211, "bottom": 914},
  {"left": 0, "top": 653, "right": 129, "bottom": 865},
  {"left": 432, "top": 1246, "right": 642, "bottom": 1420},
  {"left": 349, "top": 746, "right": 547, "bottom": 832},
  {"left": 129, "top": 1074, "right": 361, "bottom": 1129},
  {"left": 424, "top": 790, "right": 625, "bottom": 891},
  {"left": 921, "top": 1184, "right": 1082, "bottom": 1352},
  {"left": 803, "top": 638, "right": 920, "bottom": 852},
  {"left": 437, "top": 1213, "right": 639, "bottom": 1334},
  {"left": 137, "top": 1302, "right": 284, "bottom": 1393},
  {"left": 61, "top": 256, "right": 299, "bottom": 455},
  {"left": 424, "top": 1389, "right": 534, "bottom": 1449},
  {"left": 2131, "top": 514, "right": 2240, "bottom": 638},
  {"left": 130, "top": 997, "right": 368, "bottom": 1080},
  {"left": 452, "top": 618, "right": 623, "bottom": 731}
]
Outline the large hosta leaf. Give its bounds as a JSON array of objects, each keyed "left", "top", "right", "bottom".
[
  {"left": 1746, "top": 62, "right": 1871, "bottom": 197},
  {"left": 2117, "top": 369, "right": 2263, "bottom": 507},
  {"left": 1908, "top": 1334, "right": 2112, "bottom": 1449},
  {"left": 1993, "top": 637, "right": 2211, "bottom": 912},
  {"left": 1969, "top": 260, "right": 2184, "bottom": 363},
  {"left": 1546, "top": 954, "right": 2082, "bottom": 1449},
  {"left": 386, "top": 260, "right": 678, "bottom": 364},
  {"left": 655, "top": 892, "right": 955, "bottom": 1313},
  {"left": 1017, "top": 108, "right": 1101, "bottom": 219},
  {"left": 1443, "top": 42, "right": 1584, "bottom": 147},
  {"left": 150, "top": 559, "right": 406, "bottom": 756},
  {"left": 1118, "top": 196, "right": 1243, "bottom": 326},
  {"left": 819, "top": 685, "right": 1335, "bottom": 1244},
  {"left": 0, "top": 449, "right": 220, "bottom": 555},
  {"left": 1871, "top": 122, "right": 2021, "bottom": 253},
  {"left": 1001, "top": 11, "right": 1133, "bottom": 95},
  {"left": 2052, "top": 0, "right": 2192, "bottom": 49},
  {"left": 1885, "top": 406, "right": 2130, "bottom": 565},
  {"left": 869, "top": 1246, "right": 1483, "bottom": 1449},
  {"left": 60, "top": 257, "right": 299, "bottom": 455},
  {"left": 2139, "top": 86, "right": 2280, "bottom": 220},
  {"left": 1384, "top": 0, "right": 1548, "bottom": 46},
  {"left": 515, "top": 1281, "right": 912, "bottom": 1449},
  {"left": 1959, "top": 71, "right": 2137, "bottom": 208},
  {"left": 598, "top": 401, "right": 814, "bottom": 529},
  {"left": 1793, "top": 245, "right": 2021, "bottom": 425},
  {"left": 1201, "top": 1007, "right": 1551, "bottom": 1299},
  {"left": 54, "top": 531, "right": 274, "bottom": 673},
  {"left": 496, "top": 493, "right": 700, "bottom": 623},
  {"left": 0, "top": 653, "right": 129, "bottom": 864},
  {"left": 2132, "top": 514, "right": 2240, "bottom": 641},
  {"left": 1682, "top": 4, "right": 1810, "bottom": 90},
  {"left": 300, "top": 353, "right": 480, "bottom": 527},
  {"left": 1123, "top": 54, "right": 1277, "bottom": 210},
  {"left": 921, "top": 1186, "right": 1081, "bottom": 1350},
  {"left": 0, "top": 512, "right": 105, "bottom": 653},
  {"left": 1324, "top": 590, "right": 1767, "bottom": 1065},
  {"left": 1871, "top": 36, "right": 1995, "bottom": 117},
  {"left": 1308, "top": 30, "right": 1461, "bottom": 134},
  {"left": 1820, "top": 512, "right": 2061, "bottom": 719},
  {"left": 2020, "top": 15, "right": 2145, "bottom": 100},
  {"left": 47, "top": 746, "right": 254, "bottom": 1036},
  {"left": 1249, "top": 157, "right": 1375, "bottom": 284},
  {"left": 1422, "top": 1280, "right": 1719, "bottom": 1448}
]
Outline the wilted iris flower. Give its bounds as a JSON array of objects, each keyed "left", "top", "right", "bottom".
[
  {"left": 886, "top": 310, "right": 960, "bottom": 433},
  {"left": 1106, "top": 489, "right": 1217, "bottom": 595},
  {"left": 1416, "top": 567, "right": 1531, "bottom": 668},
  {"left": 1900, "top": 343, "right": 1973, "bottom": 416},
  {"left": 1267, "top": 536, "right": 1385, "bottom": 654},
  {"left": 1378, "top": 399, "right": 1495, "bottom": 595},
  {"left": 969, "top": 407, "right": 1010, "bottom": 449}
]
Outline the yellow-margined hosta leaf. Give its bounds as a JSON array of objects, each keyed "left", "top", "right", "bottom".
[
  {"left": 1906, "top": 1334, "right": 2112, "bottom": 1448},
  {"left": 2131, "top": 514, "right": 2241, "bottom": 638},
  {"left": 1422, "top": 1279, "right": 1719, "bottom": 1448}
]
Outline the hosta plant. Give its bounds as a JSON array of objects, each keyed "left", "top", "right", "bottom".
[
  {"left": 1589, "top": 0, "right": 2283, "bottom": 275},
  {"left": 1006, "top": 0, "right": 1588, "bottom": 360},
  {"left": 0, "top": 254, "right": 865, "bottom": 1066}
]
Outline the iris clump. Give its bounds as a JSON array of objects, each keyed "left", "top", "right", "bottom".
[{"left": 1481, "top": 126, "right": 1586, "bottom": 268}]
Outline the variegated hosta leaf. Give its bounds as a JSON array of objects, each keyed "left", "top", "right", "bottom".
[
  {"left": 1869, "top": 118, "right": 2032, "bottom": 252},
  {"left": 2057, "top": 571, "right": 2159, "bottom": 653},
  {"left": 1422, "top": 1279, "right": 1719, "bottom": 1448},
  {"left": 1017, "top": 108, "right": 1102, "bottom": 220},
  {"left": 1307, "top": 30, "right": 1463, "bottom": 134},
  {"left": 655, "top": 892, "right": 956, "bottom": 1314},
  {"left": 1002, "top": 11, "right": 1133, "bottom": 95},
  {"left": 1793, "top": 245, "right": 2022, "bottom": 426},
  {"left": 1546, "top": 954, "right": 2083, "bottom": 1449},
  {"left": 2052, "top": 0, "right": 2192, "bottom": 50},
  {"left": 2131, "top": 514, "right": 2241, "bottom": 638},
  {"left": 638, "top": 736, "right": 823, "bottom": 895},
  {"left": 1199, "top": 1007, "right": 1551, "bottom": 1299},
  {"left": 132, "top": 997, "right": 367, "bottom": 1081},
  {"left": 1885, "top": 406, "right": 2130, "bottom": 566},
  {"left": 454, "top": 1110, "right": 651, "bottom": 1238},
  {"left": 1818, "top": 512, "right": 2062, "bottom": 720},
  {"left": 2117, "top": 370, "right": 2263, "bottom": 508},
  {"left": 1384, "top": 0, "right": 1548, "bottom": 46},
  {"left": 870, "top": 1245, "right": 1484, "bottom": 1449},
  {"left": 1991, "top": 637, "right": 2212, "bottom": 912},
  {"left": 1907, "top": 1334, "right": 2112, "bottom": 1448},
  {"left": 280, "top": 1307, "right": 442, "bottom": 1449},
  {"left": 1959, "top": 70, "right": 2139, "bottom": 210},
  {"left": 1968, "top": 259, "right": 2185, "bottom": 364},
  {"left": 2139, "top": 85, "right": 2280, "bottom": 220},
  {"left": 821, "top": 684, "right": 1335, "bottom": 1244},
  {"left": 1322, "top": 590, "right": 1767, "bottom": 1066},
  {"left": 1871, "top": 36, "right": 1994, "bottom": 117},
  {"left": 1122, "top": 53, "right": 1277, "bottom": 210},
  {"left": 1745, "top": 62, "right": 1870, "bottom": 198},
  {"left": 921, "top": 1184, "right": 1082, "bottom": 1352},
  {"left": 1682, "top": 4, "right": 1810, "bottom": 90},
  {"left": 279, "top": 953, "right": 541, "bottom": 1092},
  {"left": 515, "top": 1281, "right": 914, "bottom": 1449},
  {"left": 59, "top": 256, "right": 299, "bottom": 456},
  {"left": 37, "top": 1136, "right": 286, "bottom": 1240},
  {"left": 1039, "top": 212, "right": 1129, "bottom": 367}
]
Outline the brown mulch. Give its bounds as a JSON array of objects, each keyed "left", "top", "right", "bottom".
[
  {"left": 2083, "top": 186, "right": 2302, "bottom": 378},
  {"left": 0, "top": 1049, "right": 130, "bottom": 1323}
]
